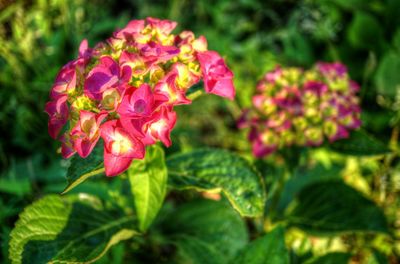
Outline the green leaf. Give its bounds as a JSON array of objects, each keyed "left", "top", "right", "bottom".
[
  {"left": 167, "top": 149, "right": 266, "bottom": 217},
  {"left": 282, "top": 28, "right": 314, "bottom": 66},
  {"left": 127, "top": 145, "right": 167, "bottom": 232},
  {"left": 347, "top": 11, "right": 384, "bottom": 52},
  {"left": 287, "top": 180, "right": 389, "bottom": 235},
  {"left": 236, "top": 226, "right": 289, "bottom": 264},
  {"left": 330, "top": 0, "right": 367, "bottom": 10},
  {"left": 366, "top": 250, "right": 389, "bottom": 264},
  {"left": 393, "top": 28, "right": 400, "bottom": 51},
  {"left": 375, "top": 51, "right": 400, "bottom": 98},
  {"left": 173, "top": 235, "right": 226, "bottom": 264},
  {"left": 62, "top": 142, "right": 105, "bottom": 194},
  {"left": 0, "top": 178, "right": 31, "bottom": 197},
  {"left": 305, "top": 252, "right": 352, "bottom": 264},
  {"left": 329, "top": 130, "right": 390, "bottom": 156},
  {"left": 277, "top": 164, "right": 343, "bottom": 214},
  {"left": 9, "top": 194, "right": 138, "bottom": 264},
  {"left": 161, "top": 199, "right": 248, "bottom": 259}
]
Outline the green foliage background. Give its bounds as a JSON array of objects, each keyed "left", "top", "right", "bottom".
[{"left": 0, "top": 0, "right": 399, "bottom": 263}]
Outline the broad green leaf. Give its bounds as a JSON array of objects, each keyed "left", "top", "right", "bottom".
[
  {"left": 235, "top": 226, "right": 289, "bottom": 264},
  {"left": 127, "top": 145, "right": 167, "bottom": 232},
  {"left": 287, "top": 181, "right": 389, "bottom": 235},
  {"left": 167, "top": 149, "right": 266, "bottom": 217},
  {"left": 276, "top": 164, "right": 343, "bottom": 214},
  {"left": 62, "top": 142, "right": 104, "bottom": 194},
  {"left": 329, "top": 130, "right": 390, "bottom": 156},
  {"left": 173, "top": 235, "right": 226, "bottom": 264},
  {"left": 375, "top": 51, "right": 400, "bottom": 98},
  {"left": 9, "top": 194, "right": 138, "bottom": 264},
  {"left": 161, "top": 199, "right": 248, "bottom": 259},
  {"left": 347, "top": 11, "right": 384, "bottom": 52},
  {"left": 0, "top": 178, "right": 31, "bottom": 197},
  {"left": 305, "top": 252, "right": 352, "bottom": 264},
  {"left": 393, "top": 29, "right": 400, "bottom": 51}
]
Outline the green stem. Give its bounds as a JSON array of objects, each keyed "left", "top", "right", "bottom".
[{"left": 187, "top": 89, "right": 204, "bottom": 101}]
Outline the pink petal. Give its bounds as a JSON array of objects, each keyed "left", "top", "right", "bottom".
[
  {"left": 70, "top": 111, "right": 107, "bottom": 158},
  {"left": 50, "top": 66, "right": 77, "bottom": 99},
  {"left": 60, "top": 133, "right": 76, "bottom": 158},
  {"left": 101, "top": 120, "right": 145, "bottom": 176},
  {"left": 138, "top": 42, "right": 180, "bottom": 64},
  {"left": 101, "top": 120, "right": 145, "bottom": 158},
  {"left": 114, "top": 20, "right": 145, "bottom": 39},
  {"left": 154, "top": 72, "right": 192, "bottom": 106},
  {"left": 84, "top": 56, "right": 120, "bottom": 100},
  {"left": 119, "top": 115, "right": 147, "bottom": 138},
  {"left": 79, "top": 39, "right": 88, "bottom": 55},
  {"left": 103, "top": 151, "right": 134, "bottom": 177},
  {"left": 143, "top": 106, "right": 176, "bottom": 147},
  {"left": 118, "top": 84, "right": 155, "bottom": 118},
  {"left": 73, "top": 137, "right": 100, "bottom": 158},
  {"left": 146, "top": 17, "right": 177, "bottom": 35},
  {"left": 45, "top": 96, "right": 69, "bottom": 139},
  {"left": 197, "top": 51, "right": 235, "bottom": 100}
]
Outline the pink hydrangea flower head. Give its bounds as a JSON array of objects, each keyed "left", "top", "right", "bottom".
[
  {"left": 239, "top": 62, "right": 362, "bottom": 157},
  {"left": 46, "top": 17, "right": 235, "bottom": 176}
]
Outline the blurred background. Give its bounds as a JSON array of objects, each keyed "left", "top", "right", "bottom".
[{"left": 0, "top": 0, "right": 399, "bottom": 263}]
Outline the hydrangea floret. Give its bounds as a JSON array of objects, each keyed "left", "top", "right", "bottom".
[
  {"left": 45, "top": 17, "right": 235, "bottom": 176},
  {"left": 238, "top": 62, "right": 361, "bottom": 157}
]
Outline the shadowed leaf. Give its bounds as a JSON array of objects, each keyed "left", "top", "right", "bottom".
[
  {"left": 62, "top": 143, "right": 104, "bottom": 194},
  {"left": 288, "top": 181, "right": 389, "bottom": 235},
  {"left": 235, "top": 226, "right": 289, "bottom": 264},
  {"left": 329, "top": 130, "right": 390, "bottom": 156}
]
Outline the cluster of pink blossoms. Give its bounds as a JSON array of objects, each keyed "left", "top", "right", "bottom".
[
  {"left": 238, "top": 62, "right": 361, "bottom": 157},
  {"left": 45, "top": 17, "right": 234, "bottom": 176}
]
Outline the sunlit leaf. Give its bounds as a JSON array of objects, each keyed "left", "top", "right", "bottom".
[
  {"left": 9, "top": 194, "right": 137, "bottom": 264},
  {"left": 167, "top": 149, "right": 265, "bottom": 217},
  {"left": 127, "top": 145, "right": 167, "bottom": 232}
]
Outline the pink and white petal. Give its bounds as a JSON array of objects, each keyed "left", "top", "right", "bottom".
[{"left": 104, "top": 150, "right": 134, "bottom": 177}]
